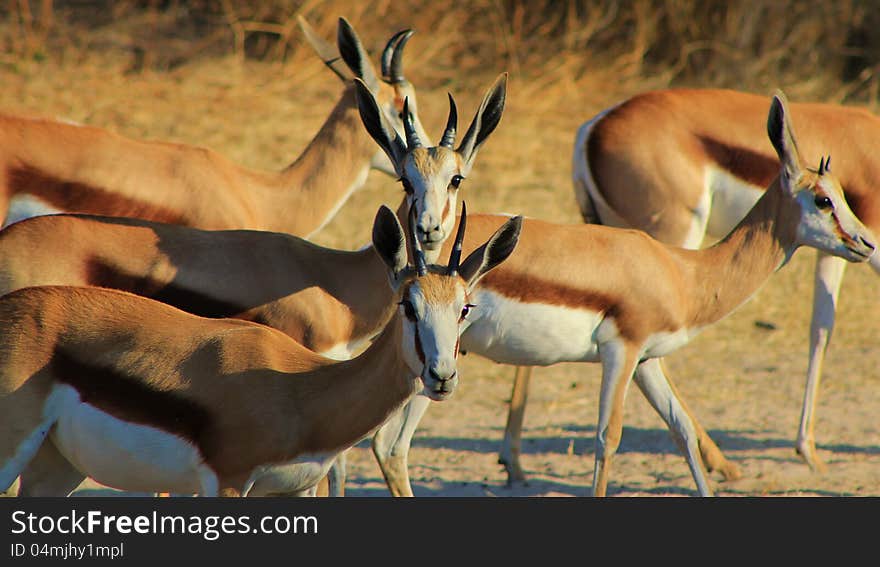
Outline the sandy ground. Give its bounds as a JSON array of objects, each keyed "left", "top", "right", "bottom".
[{"left": 1, "top": 43, "right": 878, "bottom": 497}]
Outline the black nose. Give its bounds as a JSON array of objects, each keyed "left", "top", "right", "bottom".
[
  {"left": 418, "top": 224, "right": 441, "bottom": 236},
  {"left": 429, "top": 368, "right": 456, "bottom": 383},
  {"left": 860, "top": 236, "right": 876, "bottom": 250}
]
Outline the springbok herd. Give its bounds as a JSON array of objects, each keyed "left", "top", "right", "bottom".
[{"left": 0, "top": 17, "right": 877, "bottom": 498}]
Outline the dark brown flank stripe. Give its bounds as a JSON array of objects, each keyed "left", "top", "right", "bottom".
[
  {"left": 697, "top": 135, "right": 780, "bottom": 188},
  {"left": 479, "top": 269, "right": 617, "bottom": 312},
  {"left": 8, "top": 165, "right": 186, "bottom": 225},
  {"left": 51, "top": 350, "right": 215, "bottom": 458}
]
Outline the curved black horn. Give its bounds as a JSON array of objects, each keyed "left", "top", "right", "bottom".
[
  {"left": 447, "top": 201, "right": 467, "bottom": 276},
  {"left": 381, "top": 29, "right": 413, "bottom": 83},
  {"left": 819, "top": 156, "right": 826, "bottom": 175},
  {"left": 440, "top": 93, "right": 458, "bottom": 149},
  {"left": 825, "top": 155, "right": 831, "bottom": 173},
  {"left": 403, "top": 97, "right": 422, "bottom": 149},
  {"left": 408, "top": 199, "right": 428, "bottom": 277}
]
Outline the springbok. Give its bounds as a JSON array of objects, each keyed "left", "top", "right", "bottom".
[
  {"left": 0, "top": 75, "right": 509, "bottom": 496},
  {"left": 365, "top": 92, "right": 875, "bottom": 496},
  {"left": 361, "top": 72, "right": 509, "bottom": 255},
  {"left": 572, "top": 87, "right": 880, "bottom": 472},
  {"left": 0, "top": 17, "right": 429, "bottom": 237},
  {"left": 0, "top": 204, "right": 523, "bottom": 497}
]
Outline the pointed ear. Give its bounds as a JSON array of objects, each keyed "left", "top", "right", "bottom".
[
  {"left": 372, "top": 205, "right": 409, "bottom": 283},
  {"left": 354, "top": 79, "right": 408, "bottom": 176},
  {"left": 337, "top": 17, "right": 381, "bottom": 92},
  {"left": 297, "top": 16, "right": 352, "bottom": 82},
  {"left": 458, "top": 215, "right": 523, "bottom": 289},
  {"left": 456, "top": 73, "right": 508, "bottom": 175},
  {"left": 767, "top": 90, "right": 803, "bottom": 191}
]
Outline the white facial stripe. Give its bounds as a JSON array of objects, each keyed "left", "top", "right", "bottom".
[
  {"left": 792, "top": 182, "right": 871, "bottom": 262},
  {"left": 818, "top": 178, "right": 861, "bottom": 236},
  {"left": 403, "top": 152, "right": 461, "bottom": 245},
  {"left": 403, "top": 281, "right": 465, "bottom": 375}
]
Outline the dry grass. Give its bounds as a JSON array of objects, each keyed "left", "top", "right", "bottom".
[{"left": 0, "top": 2, "right": 878, "bottom": 496}]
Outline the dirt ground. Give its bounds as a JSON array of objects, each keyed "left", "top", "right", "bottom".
[{"left": 1, "top": 31, "right": 878, "bottom": 497}]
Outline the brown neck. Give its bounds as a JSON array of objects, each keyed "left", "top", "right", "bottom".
[
  {"left": 683, "top": 178, "right": 796, "bottom": 327},
  {"left": 291, "top": 312, "right": 419, "bottom": 455},
  {"left": 311, "top": 244, "right": 399, "bottom": 349},
  {"left": 325, "top": 193, "right": 412, "bottom": 346},
  {"left": 256, "top": 86, "right": 381, "bottom": 236}
]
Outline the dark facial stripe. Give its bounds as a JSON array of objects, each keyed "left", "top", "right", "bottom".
[
  {"left": 51, "top": 350, "right": 215, "bottom": 458},
  {"left": 413, "top": 323, "right": 426, "bottom": 364},
  {"left": 830, "top": 209, "right": 856, "bottom": 246},
  {"left": 813, "top": 184, "right": 857, "bottom": 246},
  {"left": 8, "top": 165, "right": 186, "bottom": 225}
]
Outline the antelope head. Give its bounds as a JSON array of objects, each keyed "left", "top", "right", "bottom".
[
  {"left": 357, "top": 73, "right": 508, "bottom": 262},
  {"left": 767, "top": 91, "right": 876, "bottom": 263},
  {"left": 372, "top": 201, "right": 522, "bottom": 400},
  {"left": 298, "top": 16, "right": 432, "bottom": 175}
]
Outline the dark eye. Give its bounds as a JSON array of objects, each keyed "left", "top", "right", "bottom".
[
  {"left": 814, "top": 195, "right": 833, "bottom": 210},
  {"left": 450, "top": 174, "right": 464, "bottom": 189},
  {"left": 399, "top": 300, "right": 417, "bottom": 321},
  {"left": 400, "top": 177, "right": 414, "bottom": 195},
  {"left": 460, "top": 303, "right": 475, "bottom": 321}
]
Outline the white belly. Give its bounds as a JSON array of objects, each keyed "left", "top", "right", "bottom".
[
  {"left": 48, "top": 385, "right": 205, "bottom": 494},
  {"left": 3, "top": 194, "right": 63, "bottom": 228},
  {"left": 244, "top": 453, "right": 336, "bottom": 497},
  {"left": 461, "top": 290, "right": 603, "bottom": 366}
]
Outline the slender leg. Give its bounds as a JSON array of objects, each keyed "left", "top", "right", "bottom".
[
  {"left": 372, "top": 407, "right": 405, "bottom": 495},
  {"left": 372, "top": 395, "right": 431, "bottom": 497},
  {"left": 634, "top": 359, "right": 714, "bottom": 496},
  {"left": 1, "top": 416, "right": 56, "bottom": 493},
  {"left": 658, "top": 359, "right": 741, "bottom": 480},
  {"left": 592, "top": 341, "right": 639, "bottom": 497},
  {"left": 198, "top": 466, "right": 219, "bottom": 497},
  {"left": 314, "top": 472, "right": 330, "bottom": 497},
  {"left": 326, "top": 451, "right": 346, "bottom": 497},
  {"left": 796, "top": 253, "right": 846, "bottom": 472},
  {"left": 17, "top": 441, "right": 86, "bottom": 496},
  {"left": 499, "top": 366, "right": 532, "bottom": 486}
]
